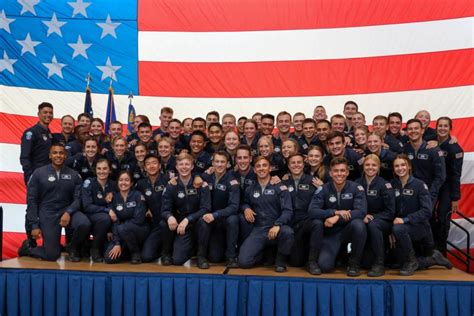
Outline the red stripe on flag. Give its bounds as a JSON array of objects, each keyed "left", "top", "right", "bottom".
[
  {"left": 457, "top": 183, "right": 474, "bottom": 219},
  {"left": 138, "top": 0, "right": 474, "bottom": 32},
  {"left": 139, "top": 49, "right": 474, "bottom": 98},
  {"left": 0, "top": 172, "right": 26, "bottom": 203}
]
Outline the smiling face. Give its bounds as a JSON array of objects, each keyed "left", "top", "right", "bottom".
[
  {"left": 212, "top": 153, "right": 228, "bottom": 175},
  {"left": 236, "top": 148, "right": 251, "bottom": 171},
  {"left": 208, "top": 126, "right": 223, "bottom": 144},
  {"left": 330, "top": 163, "right": 349, "bottom": 186},
  {"left": 351, "top": 113, "right": 366, "bottom": 129},
  {"left": 354, "top": 129, "right": 367, "bottom": 146},
  {"left": 159, "top": 111, "right": 173, "bottom": 129},
  {"left": 331, "top": 117, "right": 346, "bottom": 132},
  {"left": 244, "top": 122, "right": 257, "bottom": 139},
  {"left": 168, "top": 121, "right": 182, "bottom": 139},
  {"left": 388, "top": 116, "right": 402, "bottom": 135},
  {"left": 303, "top": 122, "right": 316, "bottom": 139},
  {"left": 49, "top": 145, "right": 66, "bottom": 168},
  {"left": 224, "top": 131, "right": 240, "bottom": 151},
  {"left": 261, "top": 118, "right": 274, "bottom": 136},
  {"left": 113, "top": 139, "right": 127, "bottom": 157},
  {"left": 327, "top": 136, "right": 345, "bottom": 157},
  {"left": 316, "top": 122, "right": 330, "bottom": 141},
  {"left": 61, "top": 116, "right": 75, "bottom": 135},
  {"left": 138, "top": 126, "right": 152, "bottom": 143},
  {"left": 293, "top": 114, "right": 305, "bottom": 132},
  {"left": 393, "top": 157, "right": 410, "bottom": 178},
  {"left": 363, "top": 158, "right": 379, "bottom": 178},
  {"left": 222, "top": 116, "right": 236, "bottom": 132},
  {"left": 288, "top": 155, "right": 304, "bottom": 176},
  {"left": 277, "top": 114, "right": 291, "bottom": 134},
  {"left": 90, "top": 120, "right": 103, "bottom": 136},
  {"left": 84, "top": 139, "right": 98, "bottom": 158},
  {"left": 176, "top": 157, "right": 193, "bottom": 177},
  {"left": 134, "top": 145, "right": 147, "bottom": 162},
  {"left": 254, "top": 158, "right": 271, "bottom": 180},
  {"left": 118, "top": 172, "right": 133, "bottom": 192},
  {"left": 415, "top": 110, "right": 431, "bottom": 128},
  {"left": 281, "top": 140, "right": 297, "bottom": 159},
  {"left": 258, "top": 138, "right": 273, "bottom": 157},
  {"left": 190, "top": 135, "right": 205, "bottom": 154},
  {"left": 158, "top": 140, "right": 173, "bottom": 159},
  {"left": 95, "top": 160, "right": 111, "bottom": 181},
  {"left": 144, "top": 156, "right": 160, "bottom": 176},
  {"left": 307, "top": 148, "right": 323, "bottom": 167},
  {"left": 407, "top": 121, "right": 423, "bottom": 142},
  {"left": 313, "top": 106, "right": 327, "bottom": 121},
  {"left": 436, "top": 118, "right": 451, "bottom": 139},
  {"left": 367, "top": 134, "right": 382, "bottom": 153},
  {"left": 39, "top": 106, "right": 54, "bottom": 126}
]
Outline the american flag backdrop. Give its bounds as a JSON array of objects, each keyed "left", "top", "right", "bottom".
[{"left": 0, "top": 0, "right": 473, "bottom": 259}]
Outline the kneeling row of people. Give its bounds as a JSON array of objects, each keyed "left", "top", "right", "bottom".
[{"left": 20, "top": 144, "right": 451, "bottom": 277}]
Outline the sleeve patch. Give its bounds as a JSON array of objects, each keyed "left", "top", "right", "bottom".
[
  {"left": 279, "top": 185, "right": 288, "bottom": 191},
  {"left": 385, "top": 183, "right": 392, "bottom": 189},
  {"left": 456, "top": 152, "right": 464, "bottom": 159},
  {"left": 230, "top": 179, "right": 239, "bottom": 186},
  {"left": 357, "top": 185, "right": 364, "bottom": 191},
  {"left": 423, "top": 184, "right": 429, "bottom": 190},
  {"left": 25, "top": 131, "right": 33, "bottom": 140},
  {"left": 438, "top": 150, "right": 444, "bottom": 157},
  {"left": 357, "top": 158, "right": 364, "bottom": 165},
  {"left": 83, "top": 179, "right": 90, "bottom": 188}
]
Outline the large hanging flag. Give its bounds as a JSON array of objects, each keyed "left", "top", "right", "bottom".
[
  {"left": 127, "top": 91, "right": 136, "bottom": 135},
  {"left": 105, "top": 85, "right": 116, "bottom": 135},
  {"left": 83, "top": 74, "right": 93, "bottom": 117},
  {"left": 0, "top": 1, "right": 473, "bottom": 259}
]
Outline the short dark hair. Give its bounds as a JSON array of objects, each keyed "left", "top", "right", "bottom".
[
  {"left": 192, "top": 117, "right": 206, "bottom": 124},
  {"left": 316, "top": 119, "right": 331, "bottom": 128},
  {"left": 212, "top": 150, "right": 230, "bottom": 162},
  {"left": 144, "top": 154, "right": 160, "bottom": 163},
  {"left": 302, "top": 118, "right": 316, "bottom": 127},
  {"left": 38, "top": 102, "right": 53, "bottom": 111},
  {"left": 330, "top": 157, "right": 349, "bottom": 169},
  {"left": 236, "top": 144, "right": 252, "bottom": 156},
  {"left": 344, "top": 101, "right": 358, "bottom": 111},
  {"left": 206, "top": 111, "right": 220, "bottom": 120},
  {"left": 77, "top": 112, "right": 92, "bottom": 121},
  {"left": 138, "top": 122, "right": 152, "bottom": 130},
  {"left": 287, "top": 153, "right": 305, "bottom": 162},
  {"left": 169, "top": 118, "right": 181, "bottom": 125},
  {"left": 208, "top": 122, "right": 223, "bottom": 130},
  {"left": 326, "top": 131, "right": 345, "bottom": 143},
  {"left": 436, "top": 116, "right": 453, "bottom": 129},
  {"left": 261, "top": 114, "right": 275, "bottom": 122},
  {"left": 388, "top": 112, "right": 403, "bottom": 122},
  {"left": 135, "top": 115, "right": 150, "bottom": 124},
  {"left": 406, "top": 118, "right": 423, "bottom": 129},
  {"left": 61, "top": 114, "right": 74, "bottom": 122},
  {"left": 191, "top": 130, "right": 206, "bottom": 140}
]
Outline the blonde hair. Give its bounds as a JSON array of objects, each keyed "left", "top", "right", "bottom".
[{"left": 363, "top": 154, "right": 381, "bottom": 169}]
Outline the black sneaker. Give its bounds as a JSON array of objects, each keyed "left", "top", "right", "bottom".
[
  {"left": 347, "top": 264, "right": 361, "bottom": 277},
  {"left": 368, "top": 264, "right": 385, "bottom": 277},
  {"left": 226, "top": 257, "right": 239, "bottom": 268},
  {"left": 18, "top": 240, "right": 31, "bottom": 257},
  {"left": 197, "top": 256, "right": 209, "bottom": 269},
  {"left": 308, "top": 261, "right": 322, "bottom": 275},
  {"left": 431, "top": 250, "right": 453, "bottom": 269},
  {"left": 400, "top": 252, "right": 419, "bottom": 276},
  {"left": 161, "top": 255, "right": 172, "bottom": 266},
  {"left": 90, "top": 248, "right": 103, "bottom": 263},
  {"left": 131, "top": 253, "right": 142, "bottom": 264},
  {"left": 68, "top": 250, "right": 81, "bottom": 263},
  {"left": 275, "top": 253, "right": 288, "bottom": 273}
]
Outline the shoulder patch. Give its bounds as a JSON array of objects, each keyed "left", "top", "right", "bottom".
[
  {"left": 315, "top": 186, "right": 323, "bottom": 195},
  {"left": 438, "top": 150, "right": 444, "bottom": 157},
  {"left": 279, "top": 185, "right": 288, "bottom": 191},
  {"left": 456, "top": 152, "right": 464, "bottom": 159},
  {"left": 230, "top": 179, "right": 239, "bottom": 186},
  {"left": 423, "top": 184, "right": 429, "bottom": 190},
  {"left": 385, "top": 183, "right": 392, "bottom": 189},
  {"left": 357, "top": 185, "right": 364, "bottom": 191},
  {"left": 357, "top": 157, "right": 364, "bottom": 165},
  {"left": 83, "top": 179, "right": 90, "bottom": 188},
  {"left": 25, "top": 131, "right": 33, "bottom": 140}
]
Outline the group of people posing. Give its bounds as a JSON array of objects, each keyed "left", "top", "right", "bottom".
[{"left": 18, "top": 101, "right": 463, "bottom": 277}]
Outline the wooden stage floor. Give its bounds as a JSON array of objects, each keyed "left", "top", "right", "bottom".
[{"left": 1, "top": 255, "right": 472, "bottom": 282}]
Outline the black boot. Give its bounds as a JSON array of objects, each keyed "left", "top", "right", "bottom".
[
  {"left": 368, "top": 258, "right": 385, "bottom": 277},
  {"left": 275, "top": 253, "right": 287, "bottom": 273},
  {"left": 161, "top": 254, "right": 172, "bottom": 266},
  {"left": 400, "top": 250, "right": 419, "bottom": 276},
  {"left": 226, "top": 257, "right": 239, "bottom": 268},
  {"left": 131, "top": 253, "right": 142, "bottom": 264},
  {"left": 18, "top": 240, "right": 31, "bottom": 257},
  {"left": 90, "top": 248, "right": 103, "bottom": 263},
  {"left": 346, "top": 257, "right": 361, "bottom": 277},
  {"left": 308, "top": 261, "right": 321, "bottom": 275},
  {"left": 197, "top": 256, "right": 209, "bottom": 269},
  {"left": 68, "top": 249, "right": 81, "bottom": 262},
  {"left": 430, "top": 250, "right": 453, "bottom": 269}
]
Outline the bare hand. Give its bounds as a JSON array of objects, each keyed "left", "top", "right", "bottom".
[
  {"left": 105, "top": 192, "right": 113, "bottom": 203},
  {"left": 244, "top": 208, "right": 256, "bottom": 223},
  {"left": 205, "top": 167, "right": 214, "bottom": 175},
  {"left": 381, "top": 143, "right": 390, "bottom": 150},
  {"left": 324, "top": 215, "right": 339, "bottom": 227},
  {"left": 109, "top": 210, "right": 118, "bottom": 222},
  {"left": 312, "top": 177, "right": 323, "bottom": 188},
  {"left": 335, "top": 210, "right": 351, "bottom": 221},
  {"left": 393, "top": 217, "right": 404, "bottom": 225},
  {"left": 282, "top": 174, "right": 289, "bottom": 181},
  {"left": 449, "top": 136, "right": 458, "bottom": 144},
  {"left": 129, "top": 139, "right": 138, "bottom": 147},
  {"left": 270, "top": 176, "right": 281, "bottom": 185},
  {"left": 202, "top": 213, "right": 215, "bottom": 223},
  {"left": 146, "top": 210, "right": 153, "bottom": 219},
  {"left": 452, "top": 201, "right": 459, "bottom": 213},
  {"left": 32, "top": 228, "right": 42, "bottom": 240},
  {"left": 108, "top": 245, "right": 121, "bottom": 260},
  {"left": 344, "top": 137, "right": 352, "bottom": 146},
  {"left": 353, "top": 148, "right": 365, "bottom": 155},
  {"left": 169, "top": 177, "right": 177, "bottom": 185},
  {"left": 364, "top": 214, "right": 374, "bottom": 224},
  {"left": 168, "top": 216, "right": 178, "bottom": 231},
  {"left": 60, "top": 212, "right": 71, "bottom": 227},
  {"left": 193, "top": 176, "right": 203, "bottom": 189},
  {"left": 268, "top": 226, "right": 280, "bottom": 240},
  {"left": 177, "top": 218, "right": 189, "bottom": 235},
  {"left": 426, "top": 140, "right": 438, "bottom": 149}
]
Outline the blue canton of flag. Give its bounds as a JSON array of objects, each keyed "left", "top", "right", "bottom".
[
  {"left": 105, "top": 86, "right": 116, "bottom": 134},
  {"left": 0, "top": 0, "right": 138, "bottom": 95}
]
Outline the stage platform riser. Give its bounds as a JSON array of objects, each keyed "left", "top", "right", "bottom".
[{"left": 0, "top": 270, "right": 472, "bottom": 316}]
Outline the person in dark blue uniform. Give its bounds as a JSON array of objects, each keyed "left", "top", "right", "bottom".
[
  {"left": 81, "top": 158, "right": 116, "bottom": 262},
  {"left": 130, "top": 142, "right": 148, "bottom": 182},
  {"left": 324, "top": 131, "right": 364, "bottom": 181},
  {"left": 403, "top": 119, "right": 446, "bottom": 205},
  {"left": 205, "top": 123, "right": 225, "bottom": 153},
  {"left": 160, "top": 153, "right": 212, "bottom": 268},
  {"left": 189, "top": 131, "right": 212, "bottom": 175},
  {"left": 158, "top": 138, "right": 177, "bottom": 178},
  {"left": 372, "top": 115, "right": 404, "bottom": 154},
  {"left": 305, "top": 145, "right": 331, "bottom": 184},
  {"left": 136, "top": 154, "right": 169, "bottom": 263},
  {"left": 66, "top": 137, "right": 102, "bottom": 180},
  {"left": 298, "top": 118, "right": 321, "bottom": 154},
  {"left": 197, "top": 151, "right": 240, "bottom": 268},
  {"left": 391, "top": 154, "right": 452, "bottom": 276},
  {"left": 66, "top": 124, "right": 91, "bottom": 157},
  {"left": 271, "top": 111, "right": 293, "bottom": 154},
  {"left": 105, "top": 137, "right": 135, "bottom": 181},
  {"left": 283, "top": 153, "right": 324, "bottom": 275},
  {"left": 19, "top": 102, "right": 54, "bottom": 248},
  {"left": 52, "top": 115, "right": 76, "bottom": 146},
  {"left": 238, "top": 156, "right": 294, "bottom": 272},
  {"left": 19, "top": 144, "right": 91, "bottom": 262},
  {"left": 308, "top": 157, "right": 367, "bottom": 276},
  {"left": 258, "top": 136, "right": 287, "bottom": 178},
  {"left": 223, "top": 130, "right": 241, "bottom": 170},
  {"left": 435, "top": 117, "right": 464, "bottom": 255},
  {"left": 355, "top": 154, "right": 395, "bottom": 277},
  {"left": 241, "top": 119, "right": 260, "bottom": 157},
  {"left": 104, "top": 171, "right": 150, "bottom": 264},
  {"left": 415, "top": 110, "right": 438, "bottom": 142},
  {"left": 366, "top": 132, "right": 396, "bottom": 181}
]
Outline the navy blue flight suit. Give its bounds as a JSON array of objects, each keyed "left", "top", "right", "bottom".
[
  {"left": 81, "top": 178, "right": 116, "bottom": 255},
  {"left": 423, "top": 127, "right": 437, "bottom": 142},
  {"left": 104, "top": 190, "right": 150, "bottom": 263},
  {"left": 20, "top": 123, "right": 53, "bottom": 184},
  {"left": 238, "top": 182, "right": 295, "bottom": 268},
  {"left": 308, "top": 181, "right": 367, "bottom": 272},
  {"left": 26, "top": 164, "right": 90, "bottom": 261},
  {"left": 52, "top": 133, "right": 76, "bottom": 146},
  {"left": 323, "top": 148, "right": 363, "bottom": 181},
  {"left": 130, "top": 161, "right": 147, "bottom": 182},
  {"left": 404, "top": 141, "right": 446, "bottom": 204},
  {"left": 198, "top": 172, "right": 240, "bottom": 261},
  {"left": 241, "top": 135, "right": 260, "bottom": 157},
  {"left": 435, "top": 137, "right": 464, "bottom": 253},
  {"left": 384, "top": 134, "right": 404, "bottom": 154},
  {"left": 368, "top": 148, "right": 396, "bottom": 181},
  {"left": 355, "top": 176, "right": 395, "bottom": 266},
  {"left": 136, "top": 174, "right": 169, "bottom": 262},
  {"left": 130, "top": 141, "right": 158, "bottom": 156},
  {"left": 174, "top": 135, "right": 190, "bottom": 155},
  {"left": 298, "top": 137, "right": 321, "bottom": 155},
  {"left": 152, "top": 127, "right": 168, "bottom": 138},
  {"left": 391, "top": 176, "right": 434, "bottom": 263},
  {"left": 65, "top": 139, "right": 83, "bottom": 157},
  {"left": 205, "top": 142, "right": 225, "bottom": 154},
  {"left": 232, "top": 168, "right": 258, "bottom": 240},
  {"left": 193, "top": 151, "right": 212, "bottom": 175},
  {"left": 268, "top": 153, "right": 288, "bottom": 178},
  {"left": 271, "top": 135, "right": 283, "bottom": 154},
  {"left": 159, "top": 155, "right": 177, "bottom": 178},
  {"left": 66, "top": 153, "right": 102, "bottom": 180},
  {"left": 283, "top": 174, "right": 324, "bottom": 266},
  {"left": 105, "top": 151, "right": 135, "bottom": 181},
  {"left": 304, "top": 165, "right": 331, "bottom": 183},
  {"left": 161, "top": 176, "right": 211, "bottom": 265}
]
